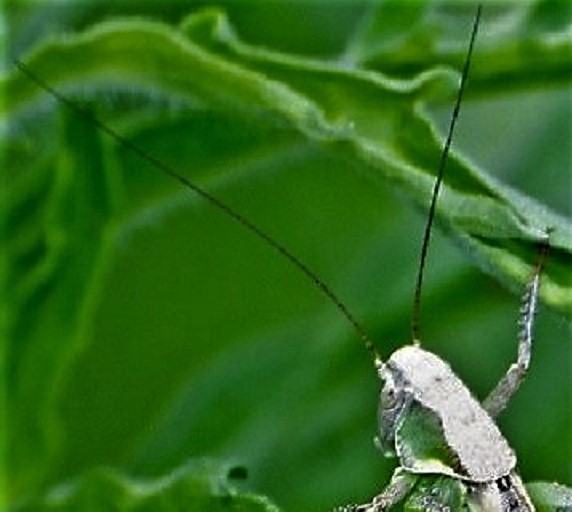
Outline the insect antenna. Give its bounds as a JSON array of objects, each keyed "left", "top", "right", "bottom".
[
  {"left": 14, "top": 59, "right": 380, "bottom": 362},
  {"left": 411, "top": 5, "right": 482, "bottom": 343}
]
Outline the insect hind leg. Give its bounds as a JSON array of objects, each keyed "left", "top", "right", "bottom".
[{"left": 483, "top": 237, "right": 550, "bottom": 419}]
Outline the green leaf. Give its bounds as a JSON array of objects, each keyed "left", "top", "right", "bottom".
[
  {"left": 3, "top": 3, "right": 571, "bottom": 511},
  {"left": 6, "top": 9, "right": 571, "bottom": 314},
  {"left": 4, "top": 108, "right": 117, "bottom": 495},
  {"left": 527, "top": 482, "right": 572, "bottom": 512},
  {"left": 14, "top": 459, "right": 280, "bottom": 512}
]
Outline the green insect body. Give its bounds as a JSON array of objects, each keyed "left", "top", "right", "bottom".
[
  {"left": 404, "top": 475, "right": 467, "bottom": 512},
  {"left": 402, "top": 474, "right": 536, "bottom": 512},
  {"left": 358, "top": 345, "right": 536, "bottom": 512},
  {"left": 385, "top": 347, "right": 515, "bottom": 481}
]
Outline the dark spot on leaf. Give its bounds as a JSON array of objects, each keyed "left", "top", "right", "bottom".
[{"left": 228, "top": 465, "right": 248, "bottom": 480}]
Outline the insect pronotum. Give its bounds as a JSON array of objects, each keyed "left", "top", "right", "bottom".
[{"left": 10, "top": 2, "right": 570, "bottom": 511}]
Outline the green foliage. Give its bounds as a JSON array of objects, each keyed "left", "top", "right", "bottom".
[
  {"left": 527, "top": 482, "right": 572, "bottom": 512},
  {"left": 14, "top": 459, "right": 279, "bottom": 512},
  {"left": 2, "top": 2, "right": 571, "bottom": 511}
]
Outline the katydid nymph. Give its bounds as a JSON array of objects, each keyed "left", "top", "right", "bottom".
[
  {"left": 12, "top": 3, "right": 567, "bottom": 512},
  {"left": 334, "top": 6, "right": 546, "bottom": 512}
]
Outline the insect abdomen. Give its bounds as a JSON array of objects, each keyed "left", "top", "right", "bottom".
[{"left": 468, "top": 473, "right": 535, "bottom": 511}]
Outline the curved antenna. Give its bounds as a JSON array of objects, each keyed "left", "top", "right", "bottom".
[
  {"left": 14, "top": 59, "right": 380, "bottom": 363},
  {"left": 411, "top": 5, "right": 482, "bottom": 342}
]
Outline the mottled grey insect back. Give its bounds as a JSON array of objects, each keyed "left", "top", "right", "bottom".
[{"left": 387, "top": 346, "right": 515, "bottom": 482}]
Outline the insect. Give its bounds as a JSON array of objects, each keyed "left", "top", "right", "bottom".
[
  {"left": 8, "top": 1, "right": 572, "bottom": 507},
  {"left": 333, "top": 6, "right": 547, "bottom": 512}
]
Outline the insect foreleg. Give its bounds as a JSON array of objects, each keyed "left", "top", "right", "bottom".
[
  {"left": 483, "top": 241, "right": 548, "bottom": 419},
  {"left": 334, "top": 469, "right": 418, "bottom": 512}
]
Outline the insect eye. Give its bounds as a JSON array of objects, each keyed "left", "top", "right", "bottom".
[
  {"left": 386, "top": 388, "right": 395, "bottom": 402},
  {"left": 383, "top": 387, "right": 398, "bottom": 408}
]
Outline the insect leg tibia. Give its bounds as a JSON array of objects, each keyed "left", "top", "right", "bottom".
[{"left": 483, "top": 236, "right": 550, "bottom": 419}]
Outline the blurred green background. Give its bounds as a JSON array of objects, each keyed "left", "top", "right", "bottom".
[{"left": 3, "top": 1, "right": 571, "bottom": 511}]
